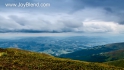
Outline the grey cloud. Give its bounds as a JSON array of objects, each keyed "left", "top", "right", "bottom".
[
  {"left": 9, "top": 15, "right": 28, "bottom": 26},
  {"left": 0, "top": 16, "right": 23, "bottom": 30},
  {"left": 104, "top": 7, "right": 113, "bottom": 13},
  {"left": 119, "top": 21, "right": 124, "bottom": 25},
  {"left": 1, "top": 0, "right": 124, "bottom": 34},
  {"left": 61, "top": 20, "right": 83, "bottom": 28},
  {"left": 0, "top": 14, "right": 83, "bottom": 33},
  {"left": 76, "top": 0, "right": 124, "bottom": 9},
  {"left": 71, "top": 0, "right": 124, "bottom": 25}
]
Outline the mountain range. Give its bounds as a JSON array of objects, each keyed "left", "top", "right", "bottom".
[{"left": 1, "top": 36, "right": 124, "bottom": 56}]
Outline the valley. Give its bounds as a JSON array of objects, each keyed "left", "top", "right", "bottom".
[{"left": 0, "top": 36, "right": 124, "bottom": 56}]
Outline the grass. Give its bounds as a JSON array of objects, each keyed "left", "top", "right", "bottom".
[
  {"left": 0, "top": 48, "right": 123, "bottom": 70},
  {"left": 105, "top": 59, "right": 124, "bottom": 68}
]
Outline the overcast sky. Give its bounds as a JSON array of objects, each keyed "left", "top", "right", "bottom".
[{"left": 0, "top": 0, "right": 124, "bottom": 36}]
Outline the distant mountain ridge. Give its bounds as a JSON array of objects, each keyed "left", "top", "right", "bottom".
[{"left": 59, "top": 42, "right": 124, "bottom": 62}]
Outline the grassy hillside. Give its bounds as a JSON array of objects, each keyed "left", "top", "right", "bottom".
[
  {"left": 105, "top": 59, "right": 124, "bottom": 68},
  {"left": 0, "top": 48, "right": 123, "bottom": 70}
]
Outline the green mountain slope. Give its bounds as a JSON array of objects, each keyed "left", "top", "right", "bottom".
[
  {"left": 103, "top": 49, "right": 124, "bottom": 61},
  {"left": 0, "top": 48, "right": 123, "bottom": 70},
  {"left": 60, "top": 42, "right": 124, "bottom": 62}
]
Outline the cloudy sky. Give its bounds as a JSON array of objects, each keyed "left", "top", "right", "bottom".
[{"left": 0, "top": 0, "right": 124, "bottom": 36}]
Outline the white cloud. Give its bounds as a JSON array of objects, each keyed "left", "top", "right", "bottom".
[{"left": 82, "top": 20, "right": 120, "bottom": 33}]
